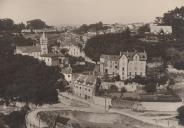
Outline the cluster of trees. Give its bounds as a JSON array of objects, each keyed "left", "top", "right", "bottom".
[
  {"left": 162, "top": 7, "right": 184, "bottom": 40},
  {"left": 74, "top": 21, "right": 109, "bottom": 34},
  {"left": 124, "top": 75, "right": 169, "bottom": 93},
  {"left": 0, "top": 33, "right": 35, "bottom": 54},
  {"left": 0, "top": 33, "right": 68, "bottom": 105},
  {"left": 0, "top": 18, "right": 25, "bottom": 32},
  {"left": 137, "top": 24, "right": 150, "bottom": 36},
  {"left": 166, "top": 48, "right": 184, "bottom": 69},
  {"left": 0, "top": 18, "right": 52, "bottom": 32},
  {"left": 26, "top": 19, "right": 52, "bottom": 29},
  {"left": 0, "top": 54, "right": 67, "bottom": 105},
  {"left": 85, "top": 32, "right": 168, "bottom": 62}
]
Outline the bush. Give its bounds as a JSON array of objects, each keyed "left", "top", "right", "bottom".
[{"left": 177, "top": 106, "right": 184, "bottom": 125}]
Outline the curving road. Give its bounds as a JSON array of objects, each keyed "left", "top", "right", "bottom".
[{"left": 26, "top": 92, "right": 179, "bottom": 128}]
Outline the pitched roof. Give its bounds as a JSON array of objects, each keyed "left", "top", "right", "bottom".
[
  {"left": 40, "top": 53, "right": 64, "bottom": 58},
  {"left": 16, "top": 46, "right": 41, "bottom": 53},
  {"left": 86, "top": 75, "right": 97, "bottom": 85},
  {"left": 120, "top": 51, "right": 147, "bottom": 61},
  {"left": 61, "top": 67, "right": 72, "bottom": 74},
  {"left": 100, "top": 54, "right": 119, "bottom": 61},
  {"left": 77, "top": 75, "right": 97, "bottom": 86}
]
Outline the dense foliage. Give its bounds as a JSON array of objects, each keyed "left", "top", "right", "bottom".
[
  {"left": 74, "top": 21, "right": 109, "bottom": 34},
  {"left": 0, "top": 18, "right": 52, "bottom": 32},
  {"left": 0, "top": 34, "right": 67, "bottom": 105},
  {"left": 0, "top": 54, "right": 67, "bottom": 105},
  {"left": 162, "top": 6, "right": 184, "bottom": 40},
  {"left": 26, "top": 19, "right": 52, "bottom": 29},
  {"left": 177, "top": 106, "right": 184, "bottom": 125},
  {"left": 85, "top": 32, "right": 168, "bottom": 62},
  {"left": 0, "top": 18, "right": 25, "bottom": 32}
]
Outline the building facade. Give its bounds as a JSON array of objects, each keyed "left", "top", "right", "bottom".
[
  {"left": 73, "top": 75, "right": 97, "bottom": 100},
  {"left": 16, "top": 32, "right": 68, "bottom": 67},
  {"left": 100, "top": 55, "right": 119, "bottom": 76},
  {"left": 61, "top": 65, "right": 72, "bottom": 83},
  {"left": 100, "top": 51, "right": 147, "bottom": 80}
]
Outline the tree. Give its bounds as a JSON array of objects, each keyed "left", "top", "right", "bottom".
[
  {"left": 121, "top": 87, "right": 127, "bottom": 94},
  {"left": 177, "top": 106, "right": 184, "bottom": 125},
  {"left": 13, "top": 22, "right": 26, "bottom": 32},
  {"left": 95, "top": 77, "right": 101, "bottom": 95},
  {"left": 109, "top": 85, "right": 118, "bottom": 92},
  {"left": 0, "top": 18, "right": 14, "bottom": 31},
  {"left": 144, "top": 78, "right": 157, "bottom": 93},
  {"left": 0, "top": 54, "right": 67, "bottom": 105},
  {"left": 137, "top": 24, "right": 150, "bottom": 36},
  {"left": 26, "top": 19, "right": 48, "bottom": 29}
]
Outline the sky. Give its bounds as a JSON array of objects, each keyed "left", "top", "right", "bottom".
[{"left": 0, "top": 0, "right": 183, "bottom": 25}]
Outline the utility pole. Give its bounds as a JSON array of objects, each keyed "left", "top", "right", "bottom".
[
  {"left": 105, "top": 89, "right": 107, "bottom": 112},
  {"left": 105, "top": 94, "right": 106, "bottom": 112}
]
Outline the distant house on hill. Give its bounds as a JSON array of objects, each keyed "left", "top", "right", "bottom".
[
  {"left": 57, "top": 33, "right": 85, "bottom": 57},
  {"left": 145, "top": 24, "right": 173, "bottom": 42},
  {"left": 149, "top": 24, "right": 172, "bottom": 35}
]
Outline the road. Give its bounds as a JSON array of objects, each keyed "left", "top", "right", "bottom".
[{"left": 26, "top": 92, "right": 178, "bottom": 128}]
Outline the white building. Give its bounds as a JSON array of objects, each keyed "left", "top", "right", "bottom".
[
  {"left": 61, "top": 65, "right": 72, "bottom": 83},
  {"left": 150, "top": 24, "right": 172, "bottom": 35},
  {"left": 100, "top": 51, "right": 147, "bottom": 80},
  {"left": 16, "top": 32, "right": 68, "bottom": 67},
  {"left": 73, "top": 75, "right": 97, "bottom": 100},
  {"left": 62, "top": 44, "right": 85, "bottom": 57}
]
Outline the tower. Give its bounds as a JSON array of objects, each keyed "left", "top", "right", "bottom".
[{"left": 40, "top": 32, "right": 48, "bottom": 55}]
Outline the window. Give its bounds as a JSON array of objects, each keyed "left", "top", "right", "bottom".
[
  {"left": 80, "top": 87, "right": 81, "bottom": 89},
  {"left": 122, "top": 67, "right": 124, "bottom": 71},
  {"left": 89, "top": 89, "right": 90, "bottom": 92},
  {"left": 135, "top": 72, "right": 137, "bottom": 76},
  {"left": 129, "top": 72, "right": 131, "bottom": 76},
  {"left": 68, "top": 75, "right": 70, "bottom": 78},
  {"left": 115, "top": 66, "right": 118, "bottom": 69}
]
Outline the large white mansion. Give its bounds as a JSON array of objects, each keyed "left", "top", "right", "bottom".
[{"left": 100, "top": 50, "right": 147, "bottom": 80}]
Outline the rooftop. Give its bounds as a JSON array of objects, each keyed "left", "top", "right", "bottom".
[
  {"left": 41, "top": 53, "right": 64, "bottom": 58},
  {"left": 120, "top": 50, "right": 147, "bottom": 61},
  {"left": 100, "top": 54, "right": 119, "bottom": 61},
  {"left": 16, "top": 45, "right": 41, "bottom": 53},
  {"left": 61, "top": 66, "right": 72, "bottom": 74}
]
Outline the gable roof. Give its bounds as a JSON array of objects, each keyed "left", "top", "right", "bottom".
[
  {"left": 61, "top": 66, "right": 72, "bottom": 74},
  {"left": 120, "top": 51, "right": 147, "bottom": 61},
  {"left": 77, "top": 75, "right": 97, "bottom": 87},
  {"left": 16, "top": 46, "right": 41, "bottom": 53},
  {"left": 40, "top": 53, "right": 65, "bottom": 58},
  {"left": 100, "top": 54, "right": 119, "bottom": 61}
]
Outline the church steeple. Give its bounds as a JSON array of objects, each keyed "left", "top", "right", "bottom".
[{"left": 40, "top": 32, "right": 48, "bottom": 55}]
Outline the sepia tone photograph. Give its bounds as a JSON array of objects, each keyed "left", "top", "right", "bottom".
[{"left": 0, "top": 0, "right": 184, "bottom": 127}]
